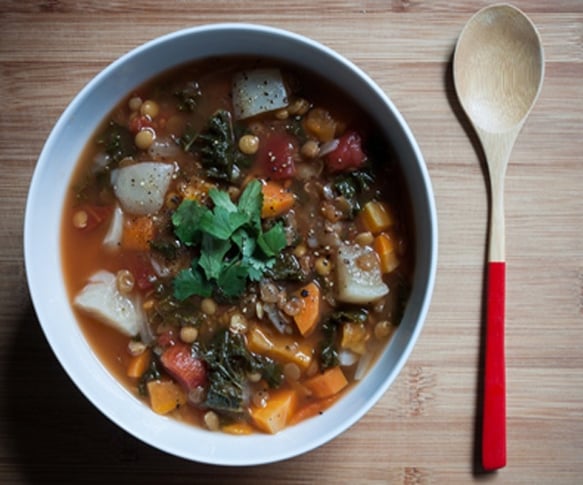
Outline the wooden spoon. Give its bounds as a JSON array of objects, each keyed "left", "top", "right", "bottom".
[{"left": 453, "top": 3, "right": 544, "bottom": 471}]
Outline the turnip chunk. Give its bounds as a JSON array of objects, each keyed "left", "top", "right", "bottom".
[
  {"left": 111, "top": 162, "right": 174, "bottom": 216},
  {"left": 74, "top": 270, "right": 141, "bottom": 337},
  {"left": 335, "top": 243, "right": 389, "bottom": 304},
  {"left": 102, "top": 205, "right": 124, "bottom": 249},
  {"left": 232, "top": 68, "right": 289, "bottom": 120}
]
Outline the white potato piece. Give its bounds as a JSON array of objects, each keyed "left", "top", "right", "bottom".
[
  {"left": 102, "top": 205, "right": 124, "bottom": 249},
  {"left": 74, "top": 270, "right": 140, "bottom": 337},
  {"left": 335, "top": 243, "right": 389, "bottom": 304},
  {"left": 232, "top": 68, "right": 289, "bottom": 120},
  {"left": 111, "top": 162, "right": 174, "bottom": 215}
]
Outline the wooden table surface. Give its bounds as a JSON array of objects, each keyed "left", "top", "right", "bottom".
[{"left": 1, "top": 1, "right": 582, "bottom": 483}]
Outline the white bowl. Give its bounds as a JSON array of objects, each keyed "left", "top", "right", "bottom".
[{"left": 24, "top": 23, "right": 437, "bottom": 466}]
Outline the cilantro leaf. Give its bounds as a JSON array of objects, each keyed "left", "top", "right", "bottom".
[
  {"left": 171, "top": 179, "right": 289, "bottom": 301},
  {"left": 173, "top": 265, "right": 212, "bottom": 300},
  {"left": 198, "top": 236, "right": 231, "bottom": 280},
  {"left": 237, "top": 180, "right": 263, "bottom": 230},
  {"left": 172, "top": 200, "right": 207, "bottom": 245},
  {"left": 217, "top": 261, "right": 250, "bottom": 297},
  {"left": 257, "top": 222, "right": 287, "bottom": 257}
]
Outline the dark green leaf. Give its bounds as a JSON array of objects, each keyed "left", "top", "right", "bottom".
[
  {"left": 257, "top": 223, "right": 287, "bottom": 257},
  {"left": 173, "top": 266, "right": 212, "bottom": 300}
]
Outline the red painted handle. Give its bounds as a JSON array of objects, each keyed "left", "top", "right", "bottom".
[{"left": 482, "top": 261, "right": 507, "bottom": 470}]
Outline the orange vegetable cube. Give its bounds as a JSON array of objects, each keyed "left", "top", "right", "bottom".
[
  {"left": 222, "top": 421, "right": 255, "bottom": 435},
  {"left": 247, "top": 325, "right": 313, "bottom": 370},
  {"left": 147, "top": 380, "right": 187, "bottom": 415},
  {"left": 374, "top": 232, "right": 400, "bottom": 273},
  {"left": 250, "top": 388, "right": 298, "bottom": 434},
  {"left": 261, "top": 181, "right": 295, "bottom": 218},
  {"left": 304, "top": 107, "right": 337, "bottom": 142},
  {"left": 127, "top": 349, "right": 152, "bottom": 378},
  {"left": 122, "top": 216, "right": 155, "bottom": 251},
  {"left": 293, "top": 281, "right": 321, "bottom": 336},
  {"left": 304, "top": 366, "right": 348, "bottom": 399},
  {"left": 359, "top": 201, "right": 394, "bottom": 234}
]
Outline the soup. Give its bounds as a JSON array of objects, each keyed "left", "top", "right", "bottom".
[{"left": 62, "top": 57, "right": 413, "bottom": 434}]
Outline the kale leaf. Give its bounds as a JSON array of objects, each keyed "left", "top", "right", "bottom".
[
  {"left": 202, "top": 330, "right": 282, "bottom": 414},
  {"left": 185, "top": 110, "right": 248, "bottom": 184},
  {"left": 97, "top": 121, "right": 136, "bottom": 165},
  {"left": 332, "top": 168, "right": 375, "bottom": 218}
]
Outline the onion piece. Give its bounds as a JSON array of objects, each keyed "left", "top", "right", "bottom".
[
  {"left": 354, "top": 351, "right": 373, "bottom": 381},
  {"left": 319, "top": 138, "right": 339, "bottom": 156},
  {"left": 338, "top": 349, "right": 359, "bottom": 367},
  {"left": 232, "top": 68, "right": 289, "bottom": 120},
  {"left": 263, "top": 303, "right": 288, "bottom": 334},
  {"left": 103, "top": 205, "right": 124, "bottom": 249}
]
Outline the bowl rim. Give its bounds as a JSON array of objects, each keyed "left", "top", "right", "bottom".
[{"left": 24, "top": 22, "right": 438, "bottom": 466}]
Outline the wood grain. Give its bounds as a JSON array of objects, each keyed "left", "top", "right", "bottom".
[{"left": 1, "top": 1, "right": 582, "bottom": 483}]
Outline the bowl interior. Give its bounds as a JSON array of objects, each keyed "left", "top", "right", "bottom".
[{"left": 24, "top": 23, "right": 437, "bottom": 466}]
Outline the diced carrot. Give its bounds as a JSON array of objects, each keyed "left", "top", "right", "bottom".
[
  {"left": 160, "top": 343, "right": 207, "bottom": 390},
  {"left": 222, "top": 421, "right": 255, "bottom": 435},
  {"left": 147, "top": 380, "right": 187, "bottom": 415},
  {"left": 303, "top": 107, "right": 337, "bottom": 142},
  {"left": 122, "top": 216, "right": 155, "bottom": 251},
  {"left": 359, "top": 200, "right": 394, "bottom": 234},
  {"left": 293, "top": 282, "right": 321, "bottom": 337},
  {"left": 126, "top": 348, "right": 152, "bottom": 378},
  {"left": 374, "top": 232, "right": 400, "bottom": 273},
  {"left": 288, "top": 394, "right": 340, "bottom": 426},
  {"left": 304, "top": 366, "right": 348, "bottom": 399},
  {"left": 246, "top": 325, "right": 313, "bottom": 370},
  {"left": 261, "top": 181, "right": 295, "bottom": 218},
  {"left": 250, "top": 388, "right": 298, "bottom": 434}
]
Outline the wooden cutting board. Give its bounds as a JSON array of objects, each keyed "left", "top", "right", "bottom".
[{"left": 1, "top": 1, "right": 582, "bottom": 483}]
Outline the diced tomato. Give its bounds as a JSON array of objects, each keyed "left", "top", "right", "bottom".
[
  {"left": 157, "top": 330, "right": 178, "bottom": 348},
  {"left": 160, "top": 343, "right": 207, "bottom": 390},
  {"left": 129, "top": 114, "right": 153, "bottom": 134},
  {"left": 257, "top": 132, "right": 296, "bottom": 180},
  {"left": 126, "top": 256, "right": 157, "bottom": 291},
  {"left": 324, "top": 131, "right": 366, "bottom": 173}
]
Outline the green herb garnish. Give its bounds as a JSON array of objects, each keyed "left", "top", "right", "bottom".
[{"left": 172, "top": 180, "right": 287, "bottom": 300}]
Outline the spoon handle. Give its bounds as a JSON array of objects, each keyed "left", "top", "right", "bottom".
[{"left": 482, "top": 261, "right": 506, "bottom": 470}]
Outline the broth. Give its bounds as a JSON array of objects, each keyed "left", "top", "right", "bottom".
[{"left": 62, "top": 56, "right": 413, "bottom": 434}]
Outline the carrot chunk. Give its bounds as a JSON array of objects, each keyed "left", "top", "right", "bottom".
[
  {"left": 126, "top": 348, "right": 152, "bottom": 378},
  {"left": 374, "top": 232, "right": 400, "bottom": 273},
  {"left": 261, "top": 181, "right": 295, "bottom": 218},
  {"left": 147, "top": 380, "right": 187, "bottom": 415},
  {"left": 293, "top": 281, "right": 321, "bottom": 337},
  {"left": 250, "top": 388, "right": 298, "bottom": 434},
  {"left": 359, "top": 201, "right": 394, "bottom": 234},
  {"left": 122, "top": 216, "right": 155, "bottom": 251},
  {"left": 222, "top": 421, "right": 255, "bottom": 435},
  {"left": 304, "top": 366, "right": 348, "bottom": 399},
  {"left": 246, "top": 325, "right": 313, "bottom": 370},
  {"left": 288, "top": 394, "right": 340, "bottom": 425}
]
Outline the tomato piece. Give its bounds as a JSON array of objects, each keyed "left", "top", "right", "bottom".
[
  {"left": 125, "top": 256, "right": 157, "bottom": 291},
  {"left": 129, "top": 115, "right": 153, "bottom": 134},
  {"left": 160, "top": 343, "right": 207, "bottom": 390},
  {"left": 257, "top": 132, "right": 296, "bottom": 180},
  {"left": 324, "top": 131, "right": 366, "bottom": 173}
]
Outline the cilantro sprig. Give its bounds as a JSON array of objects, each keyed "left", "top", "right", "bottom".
[{"left": 172, "top": 180, "right": 287, "bottom": 300}]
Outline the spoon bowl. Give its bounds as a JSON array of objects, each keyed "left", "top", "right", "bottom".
[{"left": 453, "top": 3, "right": 544, "bottom": 471}]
